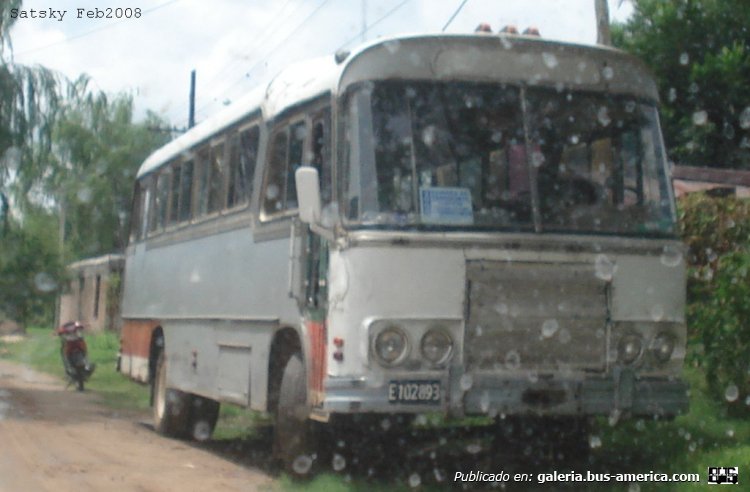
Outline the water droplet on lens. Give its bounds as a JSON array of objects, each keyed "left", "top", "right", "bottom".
[
  {"left": 692, "top": 110, "right": 708, "bottom": 126},
  {"left": 739, "top": 106, "right": 750, "bottom": 129},
  {"left": 466, "top": 442, "right": 482, "bottom": 454},
  {"left": 589, "top": 435, "right": 602, "bottom": 449},
  {"left": 542, "top": 52, "right": 558, "bottom": 69},
  {"left": 460, "top": 373, "right": 474, "bottom": 391},
  {"left": 380, "top": 418, "right": 392, "bottom": 431},
  {"left": 332, "top": 453, "right": 346, "bottom": 471},
  {"left": 650, "top": 304, "right": 664, "bottom": 322},
  {"left": 597, "top": 106, "right": 611, "bottom": 126},
  {"left": 602, "top": 66, "right": 614, "bottom": 80},
  {"left": 541, "top": 319, "right": 559, "bottom": 339},
  {"left": 480, "top": 391, "right": 490, "bottom": 413},
  {"left": 595, "top": 254, "right": 616, "bottom": 281},
  {"left": 505, "top": 350, "right": 521, "bottom": 370},
  {"left": 660, "top": 246, "right": 683, "bottom": 267},
  {"left": 557, "top": 328, "right": 571, "bottom": 344},
  {"left": 726, "top": 428, "right": 735, "bottom": 438},
  {"left": 192, "top": 420, "right": 211, "bottom": 441},
  {"left": 77, "top": 187, "right": 92, "bottom": 203},
  {"left": 725, "top": 384, "right": 739, "bottom": 402},
  {"left": 408, "top": 472, "right": 421, "bottom": 488},
  {"left": 679, "top": 52, "right": 689, "bottom": 65},
  {"left": 33, "top": 272, "right": 57, "bottom": 293},
  {"left": 292, "top": 455, "right": 313, "bottom": 475}
]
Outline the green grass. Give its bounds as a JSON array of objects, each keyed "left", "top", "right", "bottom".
[
  {"left": 0, "top": 326, "right": 150, "bottom": 412},
  {"left": 3, "top": 330, "right": 748, "bottom": 491}
]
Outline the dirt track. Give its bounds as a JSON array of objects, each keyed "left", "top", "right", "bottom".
[{"left": 0, "top": 359, "right": 274, "bottom": 492}]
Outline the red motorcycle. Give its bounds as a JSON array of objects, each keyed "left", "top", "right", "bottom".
[{"left": 56, "top": 321, "right": 96, "bottom": 391}]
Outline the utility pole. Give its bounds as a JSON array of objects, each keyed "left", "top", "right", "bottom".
[
  {"left": 595, "top": 0, "right": 612, "bottom": 45},
  {"left": 188, "top": 69, "right": 196, "bottom": 129}
]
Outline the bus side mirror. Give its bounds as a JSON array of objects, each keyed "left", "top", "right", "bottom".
[{"left": 295, "top": 166, "right": 321, "bottom": 224}]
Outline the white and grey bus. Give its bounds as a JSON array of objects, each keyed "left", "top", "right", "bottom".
[{"left": 119, "top": 32, "right": 688, "bottom": 472}]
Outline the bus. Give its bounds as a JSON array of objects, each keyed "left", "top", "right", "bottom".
[{"left": 119, "top": 31, "right": 689, "bottom": 474}]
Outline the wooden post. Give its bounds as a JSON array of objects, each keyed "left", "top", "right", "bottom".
[{"left": 595, "top": 0, "right": 612, "bottom": 45}]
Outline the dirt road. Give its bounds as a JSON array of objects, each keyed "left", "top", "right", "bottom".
[{"left": 0, "top": 359, "right": 274, "bottom": 492}]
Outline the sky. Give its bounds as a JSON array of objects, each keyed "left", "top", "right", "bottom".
[{"left": 8, "top": 0, "right": 634, "bottom": 128}]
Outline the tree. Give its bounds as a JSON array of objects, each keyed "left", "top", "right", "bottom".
[{"left": 612, "top": 0, "right": 750, "bottom": 169}]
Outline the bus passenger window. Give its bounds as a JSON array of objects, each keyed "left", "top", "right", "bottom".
[
  {"left": 129, "top": 180, "right": 144, "bottom": 243},
  {"left": 287, "top": 121, "right": 306, "bottom": 209},
  {"left": 312, "top": 114, "right": 331, "bottom": 204},
  {"left": 208, "top": 141, "right": 227, "bottom": 214},
  {"left": 263, "top": 131, "right": 289, "bottom": 215},
  {"left": 179, "top": 160, "right": 193, "bottom": 222},
  {"left": 227, "top": 125, "right": 259, "bottom": 209},
  {"left": 168, "top": 164, "right": 181, "bottom": 225},
  {"left": 150, "top": 170, "right": 170, "bottom": 233},
  {"left": 195, "top": 147, "right": 210, "bottom": 217}
]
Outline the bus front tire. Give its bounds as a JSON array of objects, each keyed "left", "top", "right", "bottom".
[
  {"left": 274, "top": 353, "right": 318, "bottom": 477},
  {"left": 153, "top": 352, "right": 190, "bottom": 437}
]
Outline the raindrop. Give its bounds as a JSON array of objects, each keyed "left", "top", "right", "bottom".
[
  {"left": 726, "top": 428, "right": 735, "bottom": 438},
  {"left": 723, "top": 123, "right": 736, "bottom": 140},
  {"left": 531, "top": 151, "right": 545, "bottom": 168},
  {"left": 415, "top": 414, "right": 428, "bottom": 426},
  {"left": 679, "top": 52, "right": 689, "bottom": 65},
  {"left": 650, "top": 304, "right": 665, "bottom": 322},
  {"left": 292, "top": 455, "right": 313, "bottom": 475},
  {"left": 625, "top": 100, "right": 636, "bottom": 113},
  {"left": 635, "top": 419, "right": 646, "bottom": 431},
  {"left": 332, "top": 453, "right": 346, "bottom": 472},
  {"left": 739, "top": 107, "right": 750, "bottom": 129},
  {"left": 602, "top": 66, "right": 614, "bottom": 80},
  {"left": 706, "top": 248, "right": 718, "bottom": 262},
  {"left": 480, "top": 391, "right": 491, "bottom": 413},
  {"left": 589, "top": 435, "right": 602, "bottom": 449},
  {"left": 192, "top": 420, "right": 212, "bottom": 441},
  {"left": 475, "top": 325, "right": 483, "bottom": 337},
  {"left": 692, "top": 110, "right": 708, "bottom": 126},
  {"left": 569, "top": 135, "right": 580, "bottom": 145},
  {"left": 594, "top": 254, "right": 617, "bottom": 281},
  {"left": 725, "top": 384, "right": 739, "bottom": 402},
  {"left": 408, "top": 472, "right": 421, "bottom": 488},
  {"left": 688, "top": 441, "right": 697, "bottom": 452},
  {"left": 380, "top": 418, "right": 392, "bottom": 431},
  {"left": 460, "top": 373, "right": 474, "bottom": 391},
  {"left": 422, "top": 126, "right": 436, "bottom": 147},
  {"left": 557, "top": 328, "right": 572, "bottom": 344},
  {"left": 668, "top": 88, "right": 677, "bottom": 102},
  {"left": 384, "top": 39, "right": 401, "bottom": 54},
  {"left": 491, "top": 130, "right": 503, "bottom": 143},
  {"left": 660, "top": 246, "right": 683, "bottom": 267},
  {"left": 542, "top": 52, "right": 558, "bottom": 69},
  {"left": 597, "top": 106, "right": 611, "bottom": 126},
  {"left": 33, "top": 272, "right": 57, "bottom": 293},
  {"left": 267, "top": 184, "right": 279, "bottom": 199},
  {"left": 433, "top": 468, "right": 446, "bottom": 482},
  {"left": 505, "top": 350, "right": 521, "bottom": 370},
  {"left": 745, "top": 395, "right": 750, "bottom": 406},
  {"left": 77, "top": 187, "right": 93, "bottom": 203},
  {"left": 541, "top": 319, "right": 559, "bottom": 339},
  {"left": 189, "top": 269, "right": 201, "bottom": 283},
  {"left": 466, "top": 442, "right": 482, "bottom": 454}
]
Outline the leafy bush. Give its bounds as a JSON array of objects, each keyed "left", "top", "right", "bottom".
[{"left": 679, "top": 194, "right": 750, "bottom": 414}]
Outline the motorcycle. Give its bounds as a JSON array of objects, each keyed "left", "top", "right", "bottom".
[{"left": 55, "top": 321, "right": 96, "bottom": 391}]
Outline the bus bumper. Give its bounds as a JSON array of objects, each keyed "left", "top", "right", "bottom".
[{"left": 321, "top": 370, "right": 689, "bottom": 418}]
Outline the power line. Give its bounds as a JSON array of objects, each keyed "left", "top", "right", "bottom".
[
  {"left": 14, "top": 0, "right": 184, "bottom": 58},
  {"left": 336, "top": 0, "right": 412, "bottom": 51},
  {"left": 442, "top": 0, "right": 470, "bottom": 32},
  {"left": 190, "top": 0, "right": 333, "bottom": 122}
]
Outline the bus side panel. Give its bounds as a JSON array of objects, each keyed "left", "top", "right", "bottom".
[
  {"left": 119, "top": 319, "right": 159, "bottom": 383},
  {"left": 162, "top": 319, "right": 276, "bottom": 410}
]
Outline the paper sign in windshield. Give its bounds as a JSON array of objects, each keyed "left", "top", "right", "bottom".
[{"left": 419, "top": 187, "right": 474, "bottom": 225}]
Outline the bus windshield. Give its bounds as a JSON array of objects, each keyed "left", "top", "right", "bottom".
[{"left": 341, "top": 81, "right": 676, "bottom": 236}]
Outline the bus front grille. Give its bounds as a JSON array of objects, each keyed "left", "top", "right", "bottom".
[{"left": 464, "top": 260, "right": 608, "bottom": 373}]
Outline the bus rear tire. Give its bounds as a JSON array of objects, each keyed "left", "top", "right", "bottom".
[
  {"left": 274, "top": 353, "right": 318, "bottom": 477},
  {"left": 153, "top": 352, "right": 190, "bottom": 437},
  {"left": 189, "top": 395, "right": 220, "bottom": 441}
]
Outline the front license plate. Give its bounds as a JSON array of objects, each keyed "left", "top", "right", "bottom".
[{"left": 388, "top": 380, "right": 441, "bottom": 404}]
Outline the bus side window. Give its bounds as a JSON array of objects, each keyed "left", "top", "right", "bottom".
[
  {"left": 312, "top": 111, "right": 331, "bottom": 204},
  {"left": 129, "top": 180, "right": 143, "bottom": 243},
  {"left": 208, "top": 140, "right": 227, "bottom": 214},
  {"left": 150, "top": 170, "right": 170, "bottom": 234},
  {"left": 195, "top": 146, "right": 210, "bottom": 217},
  {"left": 139, "top": 177, "right": 152, "bottom": 239},
  {"left": 227, "top": 125, "right": 259, "bottom": 209},
  {"left": 168, "top": 163, "right": 181, "bottom": 225},
  {"left": 179, "top": 159, "right": 194, "bottom": 222},
  {"left": 263, "top": 130, "right": 289, "bottom": 216},
  {"left": 287, "top": 121, "right": 306, "bottom": 209}
]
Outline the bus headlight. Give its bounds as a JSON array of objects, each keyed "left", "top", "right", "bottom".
[
  {"left": 650, "top": 332, "right": 675, "bottom": 363},
  {"left": 373, "top": 325, "right": 409, "bottom": 366},
  {"left": 420, "top": 328, "right": 453, "bottom": 365},
  {"left": 618, "top": 334, "right": 643, "bottom": 364}
]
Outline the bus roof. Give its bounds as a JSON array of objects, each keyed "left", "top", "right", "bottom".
[{"left": 137, "top": 33, "right": 657, "bottom": 179}]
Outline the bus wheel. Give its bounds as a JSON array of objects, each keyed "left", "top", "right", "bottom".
[
  {"left": 153, "top": 352, "right": 190, "bottom": 437},
  {"left": 189, "top": 395, "right": 220, "bottom": 441},
  {"left": 274, "top": 353, "right": 318, "bottom": 477}
]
